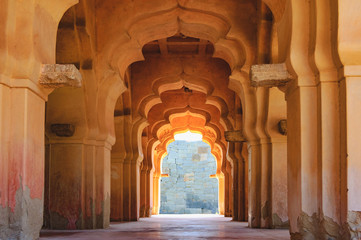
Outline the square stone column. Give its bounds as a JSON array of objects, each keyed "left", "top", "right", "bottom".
[
  {"left": 341, "top": 66, "right": 361, "bottom": 238},
  {"left": 45, "top": 141, "right": 110, "bottom": 229},
  {"left": 247, "top": 141, "right": 262, "bottom": 227},
  {"left": 0, "top": 85, "right": 46, "bottom": 240},
  {"left": 110, "top": 115, "right": 141, "bottom": 221},
  {"left": 42, "top": 65, "right": 112, "bottom": 230},
  {"left": 287, "top": 86, "right": 319, "bottom": 239},
  {"left": 230, "top": 142, "right": 247, "bottom": 222},
  {"left": 1, "top": 64, "right": 81, "bottom": 239},
  {"left": 45, "top": 90, "right": 112, "bottom": 229},
  {"left": 268, "top": 88, "right": 288, "bottom": 229}
]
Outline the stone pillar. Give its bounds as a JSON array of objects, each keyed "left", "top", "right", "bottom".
[
  {"left": 139, "top": 162, "right": 147, "bottom": 218},
  {"left": 257, "top": 87, "right": 273, "bottom": 229},
  {"left": 0, "top": 84, "right": 46, "bottom": 240},
  {"left": 225, "top": 128, "right": 262, "bottom": 228},
  {"left": 111, "top": 116, "right": 125, "bottom": 221},
  {"left": 341, "top": 66, "right": 361, "bottom": 238},
  {"left": 122, "top": 159, "right": 140, "bottom": 221},
  {"left": 110, "top": 156, "right": 124, "bottom": 221},
  {"left": 319, "top": 78, "right": 342, "bottom": 238},
  {"left": 270, "top": 137, "right": 288, "bottom": 228},
  {"left": 111, "top": 114, "right": 141, "bottom": 221},
  {"left": 248, "top": 141, "right": 262, "bottom": 228},
  {"left": 144, "top": 167, "right": 152, "bottom": 217},
  {"left": 250, "top": 65, "right": 290, "bottom": 229},
  {"left": 44, "top": 65, "right": 111, "bottom": 229},
  {"left": 283, "top": 0, "right": 346, "bottom": 237},
  {"left": 268, "top": 88, "right": 288, "bottom": 228},
  {"left": 242, "top": 144, "right": 249, "bottom": 221},
  {"left": 0, "top": 63, "right": 81, "bottom": 238},
  {"left": 152, "top": 175, "right": 160, "bottom": 215},
  {"left": 228, "top": 96, "right": 247, "bottom": 222},
  {"left": 287, "top": 85, "right": 319, "bottom": 239},
  {"left": 222, "top": 154, "right": 231, "bottom": 217},
  {"left": 229, "top": 142, "right": 239, "bottom": 220},
  {"left": 260, "top": 139, "right": 273, "bottom": 228},
  {"left": 139, "top": 134, "right": 147, "bottom": 218},
  {"left": 230, "top": 142, "right": 247, "bottom": 221},
  {"left": 139, "top": 136, "right": 153, "bottom": 218},
  {"left": 218, "top": 174, "right": 225, "bottom": 215},
  {"left": 338, "top": 0, "right": 361, "bottom": 237},
  {"left": 45, "top": 139, "right": 111, "bottom": 229},
  {"left": 152, "top": 150, "right": 162, "bottom": 215},
  {"left": 95, "top": 143, "right": 111, "bottom": 228},
  {"left": 225, "top": 159, "right": 233, "bottom": 217}
]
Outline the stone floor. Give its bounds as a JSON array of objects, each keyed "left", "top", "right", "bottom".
[{"left": 40, "top": 214, "right": 290, "bottom": 240}]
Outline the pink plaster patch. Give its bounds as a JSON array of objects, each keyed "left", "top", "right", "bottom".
[
  {"left": 8, "top": 146, "right": 23, "bottom": 211},
  {"left": 6, "top": 141, "right": 44, "bottom": 212},
  {"left": 23, "top": 143, "right": 44, "bottom": 200}
]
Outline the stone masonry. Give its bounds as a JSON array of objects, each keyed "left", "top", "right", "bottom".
[{"left": 160, "top": 141, "right": 218, "bottom": 214}]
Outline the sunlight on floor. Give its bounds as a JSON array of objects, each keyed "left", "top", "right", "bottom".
[{"left": 155, "top": 214, "right": 223, "bottom": 218}]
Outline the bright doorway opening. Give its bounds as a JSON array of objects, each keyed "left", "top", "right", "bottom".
[{"left": 160, "top": 139, "right": 218, "bottom": 214}]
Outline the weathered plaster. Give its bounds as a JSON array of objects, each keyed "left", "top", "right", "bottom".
[
  {"left": 0, "top": 182, "right": 43, "bottom": 240},
  {"left": 290, "top": 212, "right": 321, "bottom": 240},
  {"left": 272, "top": 213, "right": 289, "bottom": 229},
  {"left": 290, "top": 212, "right": 349, "bottom": 240},
  {"left": 347, "top": 211, "right": 361, "bottom": 240},
  {"left": 261, "top": 201, "right": 272, "bottom": 227}
]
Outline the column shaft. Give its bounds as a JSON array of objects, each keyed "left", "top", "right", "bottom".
[
  {"left": 287, "top": 86, "right": 319, "bottom": 239},
  {"left": 0, "top": 86, "right": 45, "bottom": 240}
]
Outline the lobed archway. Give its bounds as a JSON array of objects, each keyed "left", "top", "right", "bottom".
[{"left": 159, "top": 134, "right": 219, "bottom": 214}]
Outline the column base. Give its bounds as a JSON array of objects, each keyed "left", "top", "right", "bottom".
[{"left": 0, "top": 184, "right": 43, "bottom": 240}]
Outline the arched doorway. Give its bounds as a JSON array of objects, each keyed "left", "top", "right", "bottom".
[{"left": 160, "top": 134, "right": 218, "bottom": 214}]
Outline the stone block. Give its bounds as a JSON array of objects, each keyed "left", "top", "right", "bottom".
[
  {"left": 278, "top": 119, "right": 287, "bottom": 136},
  {"left": 198, "top": 147, "right": 208, "bottom": 154},
  {"left": 250, "top": 63, "right": 293, "bottom": 87},
  {"left": 187, "top": 208, "right": 202, "bottom": 214},
  {"left": 200, "top": 154, "right": 207, "bottom": 161},
  {"left": 184, "top": 173, "right": 195, "bottom": 182},
  {"left": 51, "top": 124, "right": 75, "bottom": 137},
  {"left": 192, "top": 154, "right": 201, "bottom": 162},
  {"left": 224, "top": 130, "right": 246, "bottom": 142},
  {"left": 39, "top": 64, "right": 82, "bottom": 88}
]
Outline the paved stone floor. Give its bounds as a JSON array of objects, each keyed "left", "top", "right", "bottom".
[{"left": 40, "top": 214, "right": 290, "bottom": 240}]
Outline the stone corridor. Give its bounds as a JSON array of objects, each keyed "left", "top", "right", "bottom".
[
  {"left": 2, "top": 0, "right": 361, "bottom": 239},
  {"left": 40, "top": 215, "right": 289, "bottom": 240}
]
